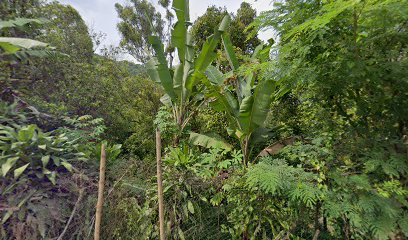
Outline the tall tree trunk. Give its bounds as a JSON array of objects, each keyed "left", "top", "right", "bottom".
[
  {"left": 156, "top": 128, "right": 166, "bottom": 240},
  {"left": 94, "top": 144, "right": 106, "bottom": 240}
]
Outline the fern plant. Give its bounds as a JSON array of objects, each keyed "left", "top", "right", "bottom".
[{"left": 246, "top": 157, "right": 324, "bottom": 208}]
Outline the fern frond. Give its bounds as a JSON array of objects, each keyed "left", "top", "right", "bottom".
[
  {"left": 289, "top": 182, "right": 322, "bottom": 208},
  {"left": 399, "top": 212, "right": 408, "bottom": 236},
  {"left": 246, "top": 157, "right": 322, "bottom": 208}
]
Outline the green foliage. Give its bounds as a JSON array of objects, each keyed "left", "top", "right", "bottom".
[
  {"left": 164, "top": 145, "right": 242, "bottom": 178},
  {"left": 0, "top": 103, "right": 97, "bottom": 239},
  {"left": 104, "top": 145, "right": 241, "bottom": 239},
  {"left": 262, "top": 0, "right": 408, "bottom": 138},
  {"left": 198, "top": 39, "right": 278, "bottom": 162},
  {"left": 58, "top": 115, "right": 106, "bottom": 142},
  {"left": 0, "top": 101, "right": 28, "bottom": 126},
  {"left": 189, "top": 132, "right": 232, "bottom": 151},
  {"left": 0, "top": 18, "right": 46, "bottom": 30},
  {"left": 147, "top": 0, "right": 233, "bottom": 144},
  {"left": 0, "top": 124, "right": 79, "bottom": 183},
  {"left": 39, "top": 2, "right": 93, "bottom": 60},
  {"left": 0, "top": 17, "right": 59, "bottom": 61},
  {"left": 0, "top": 0, "right": 42, "bottom": 20},
  {"left": 2, "top": 0, "right": 408, "bottom": 239},
  {"left": 154, "top": 106, "right": 179, "bottom": 141},
  {"left": 115, "top": 0, "right": 165, "bottom": 62},
  {"left": 364, "top": 148, "right": 408, "bottom": 178},
  {"left": 218, "top": 167, "right": 294, "bottom": 239},
  {"left": 246, "top": 158, "right": 322, "bottom": 207},
  {"left": 191, "top": 3, "right": 261, "bottom": 54}
]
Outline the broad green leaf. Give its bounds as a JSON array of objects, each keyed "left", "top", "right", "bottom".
[
  {"left": 145, "top": 58, "right": 160, "bottom": 83},
  {"left": 2, "top": 157, "right": 19, "bottom": 177},
  {"left": 0, "top": 37, "right": 48, "bottom": 49},
  {"left": 171, "top": 0, "right": 190, "bottom": 64},
  {"left": 207, "top": 88, "right": 238, "bottom": 117},
  {"left": 189, "top": 132, "right": 232, "bottom": 150},
  {"left": 41, "top": 155, "right": 50, "bottom": 167},
  {"left": 238, "top": 79, "right": 275, "bottom": 135},
  {"left": 47, "top": 171, "right": 57, "bottom": 184},
  {"left": 1, "top": 210, "right": 13, "bottom": 224},
  {"left": 178, "top": 226, "right": 186, "bottom": 240},
  {"left": 53, "top": 157, "right": 61, "bottom": 166},
  {"left": 182, "top": 33, "right": 194, "bottom": 99},
  {"left": 188, "top": 15, "right": 231, "bottom": 91},
  {"left": 173, "top": 64, "right": 183, "bottom": 98},
  {"left": 187, "top": 200, "right": 194, "bottom": 214},
  {"left": 251, "top": 44, "right": 264, "bottom": 60},
  {"left": 0, "top": 42, "right": 20, "bottom": 54},
  {"left": 11, "top": 142, "right": 23, "bottom": 149},
  {"left": 160, "top": 94, "right": 172, "bottom": 107},
  {"left": 148, "top": 36, "right": 177, "bottom": 101},
  {"left": 205, "top": 65, "right": 224, "bottom": 85},
  {"left": 250, "top": 127, "right": 279, "bottom": 145},
  {"left": 218, "top": 14, "right": 231, "bottom": 32},
  {"left": 0, "top": 18, "right": 47, "bottom": 30},
  {"left": 12, "top": 49, "right": 61, "bottom": 60},
  {"left": 14, "top": 163, "right": 29, "bottom": 178},
  {"left": 241, "top": 72, "right": 255, "bottom": 99},
  {"left": 172, "top": 21, "right": 186, "bottom": 63},
  {"left": 221, "top": 33, "right": 239, "bottom": 70},
  {"left": 61, "top": 161, "right": 73, "bottom": 172},
  {"left": 18, "top": 125, "right": 35, "bottom": 142}
]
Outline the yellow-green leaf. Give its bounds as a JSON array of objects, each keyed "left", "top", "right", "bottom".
[
  {"left": 61, "top": 161, "right": 73, "bottom": 172},
  {"left": 1, "top": 156, "right": 19, "bottom": 177},
  {"left": 41, "top": 155, "right": 50, "bottom": 167},
  {"left": 14, "top": 163, "right": 29, "bottom": 178},
  {"left": 187, "top": 200, "right": 194, "bottom": 214}
]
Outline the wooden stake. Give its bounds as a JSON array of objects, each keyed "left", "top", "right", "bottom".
[
  {"left": 156, "top": 128, "right": 166, "bottom": 240},
  {"left": 94, "top": 144, "right": 106, "bottom": 240}
]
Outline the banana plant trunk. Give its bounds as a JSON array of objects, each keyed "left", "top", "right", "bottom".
[{"left": 242, "top": 136, "right": 251, "bottom": 166}]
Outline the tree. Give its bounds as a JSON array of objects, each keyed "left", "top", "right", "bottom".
[
  {"left": 230, "top": 2, "right": 261, "bottom": 54},
  {"left": 0, "top": 18, "right": 54, "bottom": 62},
  {"left": 190, "top": 6, "right": 227, "bottom": 52},
  {"left": 191, "top": 2, "right": 261, "bottom": 54},
  {"left": 39, "top": 2, "right": 94, "bottom": 61},
  {"left": 115, "top": 0, "right": 165, "bottom": 63},
  {"left": 0, "top": 0, "right": 41, "bottom": 20}
]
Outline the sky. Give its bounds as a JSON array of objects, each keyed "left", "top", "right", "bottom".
[{"left": 57, "top": 0, "right": 275, "bottom": 61}]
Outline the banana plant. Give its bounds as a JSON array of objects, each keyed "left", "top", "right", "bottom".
[
  {"left": 192, "top": 36, "right": 279, "bottom": 164},
  {"left": 0, "top": 18, "right": 59, "bottom": 61},
  {"left": 146, "top": 0, "right": 231, "bottom": 145}
]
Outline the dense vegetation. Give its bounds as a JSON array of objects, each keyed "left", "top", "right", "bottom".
[{"left": 1, "top": 0, "right": 407, "bottom": 239}]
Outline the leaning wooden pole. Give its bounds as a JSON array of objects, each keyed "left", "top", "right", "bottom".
[
  {"left": 156, "top": 128, "right": 166, "bottom": 240},
  {"left": 94, "top": 144, "right": 106, "bottom": 240}
]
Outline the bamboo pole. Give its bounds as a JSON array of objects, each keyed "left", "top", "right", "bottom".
[
  {"left": 94, "top": 144, "right": 106, "bottom": 240},
  {"left": 156, "top": 128, "right": 166, "bottom": 240}
]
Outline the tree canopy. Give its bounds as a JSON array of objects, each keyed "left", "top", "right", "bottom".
[
  {"left": 115, "top": 0, "right": 165, "bottom": 63},
  {"left": 191, "top": 2, "right": 261, "bottom": 54}
]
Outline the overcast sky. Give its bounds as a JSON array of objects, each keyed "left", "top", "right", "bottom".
[{"left": 57, "top": 0, "right": 274, "bottom": 61}]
